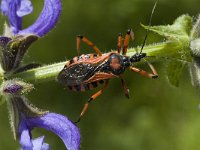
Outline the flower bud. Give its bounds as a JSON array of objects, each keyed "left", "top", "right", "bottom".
[{"left": 0, "top": 79, "right": 34, "bottom": 95}]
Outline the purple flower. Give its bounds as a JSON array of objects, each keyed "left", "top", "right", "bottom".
[
  {"left": 0, "top": 0, "right": 61, "bottom": 37},
  {"left": 6, "top": 96, "right": 80, "bottom": 150},
  {"left": 0, "top": 0, "right": 62, "bottom": 71},
  {"left": 20, "top": 113, "right": 80, "bottom": 150}
]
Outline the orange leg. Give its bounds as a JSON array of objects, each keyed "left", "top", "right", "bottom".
[
  {"left": 117, "top": 33, "right": 123, "bottom": 54},
  {"left": 76, "top": 36, "right": 81, "bottom": 55},
  {"left": 129, "top": 63, "right": 158, "bottom": 79},
  {"left": 76, "top": 35, "right": 102, "bottom": 56},
  {"left": 122, "top": 29, "right": 134, "bottom": 55},
  {"left": 120, "top": 76, "right": 130, "bottom": 98},
  {"left": 75, "top": 80, "right": 109, "bottom": 123}
]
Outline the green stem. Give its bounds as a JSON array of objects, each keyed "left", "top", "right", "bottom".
[
  {"left": 128, "top": 41, "right": 182, "bottom": 57},
  {"left": 12, "top": 62, "right": 66, "bottom": 83},
  {"left": 11, "top": 41, "right": 186, "bottom": 84}
]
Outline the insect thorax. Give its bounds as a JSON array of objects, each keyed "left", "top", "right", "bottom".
[{"left": 105, "top": 53, "right": 130, "bottom": 75}]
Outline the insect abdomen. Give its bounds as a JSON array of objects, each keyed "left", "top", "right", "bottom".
[{"left": 68, "top": 80, "right": 104, "bottom": 92}]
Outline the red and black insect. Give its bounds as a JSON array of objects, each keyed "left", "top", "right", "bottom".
[
  {"left": 58, "top": 30, "right": 158, "bottom": 123},
  {"left": 58, "top": 3, "right": 158, "bottom": 123}
]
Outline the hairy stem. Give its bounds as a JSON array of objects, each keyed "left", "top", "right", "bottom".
[{"left": 12, "top": 62, "right": 66, "bottom": 83}]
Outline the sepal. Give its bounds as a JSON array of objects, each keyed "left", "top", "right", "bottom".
[
  {"left": 0, "top": 34, "right": 38, "bottom": 72},
  {"left": 5, "top": 95, "right": 46, "bottom": 140}
]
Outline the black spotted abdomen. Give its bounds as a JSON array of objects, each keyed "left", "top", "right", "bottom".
[
  {"left": 58, "top": 63, "right": 96, "bottom": 85},
  {"left": 68, "top": 80, "right": 104, "bottom": 92}
]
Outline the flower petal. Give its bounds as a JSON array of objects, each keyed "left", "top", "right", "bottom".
[
  {"left": 0, "top": 0, "right": 9, "bottom": 15},
  {"left": 18, "top": 0, "right": 61, "bottom": 37},
  {"left": 19, "top": 116, "right": 33, "bottom": 149},
  {"left": 0, "top": 0, "right": 33, "bottom": 34},
  {"left": 17, "top": 0, "right": 33, "bottom": 17},
  {"left": 27, "top": 113, "right": 81, "bottom": 150},
  {"left": 32, "top": 136, "right": 50, "bottom": 150},
  {"left": 19, "top": 118, "right": 50, "bottom": 150},
  {"left": 1, "top": 0, "right": 22, "bottom": 34}
]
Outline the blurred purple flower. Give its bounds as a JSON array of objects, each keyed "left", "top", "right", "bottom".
[
  {"left": 20, "top": 113, "right": 80, "bottom": 150},
  {"left": 0, "top": 0, "right": 61, "bottom": 36}
]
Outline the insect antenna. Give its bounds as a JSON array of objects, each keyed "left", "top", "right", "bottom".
[{"left": 139, "top": 2, "right": 157, "bottom": 54}]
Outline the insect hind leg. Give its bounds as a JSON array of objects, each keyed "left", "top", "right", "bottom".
[
  {"left": 120, "top": 76, "right": 130, "bottom": 98},
  {"left": 75, "top": 80, "right": 109, "bottom": 123},
  {"left": 76, "top": 35, "right": 102, "bottom": 56}
]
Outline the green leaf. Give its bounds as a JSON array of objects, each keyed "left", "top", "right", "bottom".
[
  {"left": 166, "top": 60, "right": 187, "bottom": 87},
  {"left": 141, "top": 14, "right": 192, "bottom": 41},
  {"left": 141, "top": 15, "right": 192, "bottom": 63}
]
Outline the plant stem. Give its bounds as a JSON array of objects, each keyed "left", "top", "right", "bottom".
[
  {"left": 12, "top": 62, "right": 66, "bottom": 83},
  {"left": 10, "top": 41, "right": 187, "bottom": 84}
]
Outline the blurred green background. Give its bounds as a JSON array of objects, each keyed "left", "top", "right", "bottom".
[{"left": 1, "top": 0, "right": 200, "bottom": 149}]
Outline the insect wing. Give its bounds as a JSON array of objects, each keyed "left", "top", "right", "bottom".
[{"left": 58, "top": 63, "right": 97, "bottom": 86}]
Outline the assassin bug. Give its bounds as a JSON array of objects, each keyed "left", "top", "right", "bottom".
[{"left": 58, "top": 3, "right": 158, "bottom": 123}]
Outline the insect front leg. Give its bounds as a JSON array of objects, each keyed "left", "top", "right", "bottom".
[
  {"left": 117, "top": 33, "right": 123, "bottom": 54},
  {"left": 129, "top": 63, "right": 158, "bottom": 79},
  {"left": 76, "top": 35, "right": 102, "bottom": 56},
  {"left": 75, "top": 80, "right": 109, "bottom": 123},
  {"left": 122, "top": 29, "right": 134, "bottom": 55}
]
